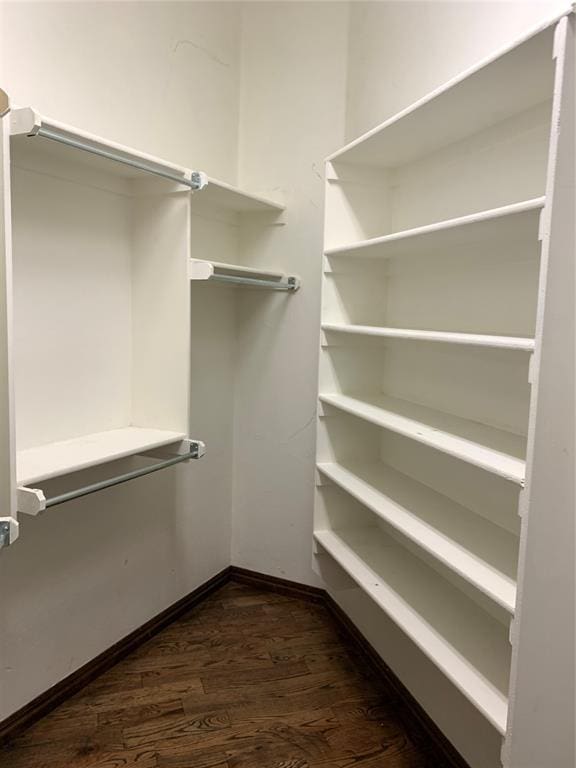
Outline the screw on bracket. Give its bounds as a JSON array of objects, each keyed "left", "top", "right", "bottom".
[
  {"left": 0, "top": 521, "right": 11, "bottom": 548},
  {"left": 190, "top": 171, "right": 208, "bottom": 191}
]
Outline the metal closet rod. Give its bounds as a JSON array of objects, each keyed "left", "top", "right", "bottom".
[
  {"left": 209, "top": 274, "right": 299, "bottom": 291},
  {"left": 35, "top": 125, "right": 204, "bottom": 190},
  {"left": 44, "top": 443, "right": 203, "bottom": 510}
]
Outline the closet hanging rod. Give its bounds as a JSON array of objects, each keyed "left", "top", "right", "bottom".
[
  {"left": 10, "top": 107, "right": 207, "bottom": 190},
  {"left": 209, "top": 274, "right": 300, "bottom": 291},
  {"left": 35, "top": 126, "right": 206, "bottom": 190},
  {"left": 18, "top": 440, "right": 205, "bottom": 515}
]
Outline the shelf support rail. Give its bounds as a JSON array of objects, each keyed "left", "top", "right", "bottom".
[
  {"left": 209, "top": 274, "right": 300, "bottom": 291},
  {"left": 17, "top": 439, "right": 206, "bottom": 516}
]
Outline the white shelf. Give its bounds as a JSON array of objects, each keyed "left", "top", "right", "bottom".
[
  {"left": 317, "top": 461, "right": 517, "bottom": 613},
  {"left": 17, "top": 427, "right": 186, "bottom": 485},
  {"left": 322, "top": 324, "right": 535, "bottom": 352},
  {"left": 198, "top": 177, "right": 285, "bottom": 213},
  {"left": 325, "top": 198, "right": 545, "bottom": 259},
  {"left": 327, "top": 23, "right": 556, "bottom": 167},
  {"left": 319, "top": 393, "right": 526, "bottom": 485},
  {"left": 10, "top": 107, "right": 192, "bottom": 187},
  {"left": 314, "top": 526, "right": 510, "bottom": 733}
]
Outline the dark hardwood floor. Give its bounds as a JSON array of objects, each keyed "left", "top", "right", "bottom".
[{"left": 0, "top": 581, "right": 438, "bottom": 767}]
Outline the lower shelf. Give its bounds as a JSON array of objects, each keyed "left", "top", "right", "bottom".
[
  {"left": 17, "top": 426, "right": 187, "bottom": 485},
  {"left": 317, "top": 461, "right": 518, "bottom": 613},
  {"left": 314, "top": 526, "right": 510, "bottom": 734}
]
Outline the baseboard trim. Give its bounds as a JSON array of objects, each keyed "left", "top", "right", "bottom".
[
  {"left": 0, "top": 564, "right": 470, "bottom": 768},
  {"left": 228, "top": 565, "right": 325, "bottom": 603},
  {"left": 0, "top": 565, "right": 231, "bottom": 746}
]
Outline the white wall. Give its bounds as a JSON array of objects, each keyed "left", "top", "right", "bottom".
[
  {"left": 0, "top": 0, "right": 242, "bottom": 720},
  {"left": 346, "top": 0, "right": 569, "bottom": 141},
  {"left": 231, "top": 1, "right": 349, "bottom": 584},
  {"left": 0, "top": 0, "right": 241, "bottom": 181}
]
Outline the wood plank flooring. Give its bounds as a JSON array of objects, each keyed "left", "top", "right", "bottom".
[{"left": 0, "top": 581, "right": 439, "bottom": 768}]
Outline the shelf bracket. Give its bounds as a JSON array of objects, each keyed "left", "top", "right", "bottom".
[
  {"left": 190, "top": 171, "right": 208, "bottom": 191},
  {"left": 0, "top": 517, "right": 20, "bottom": 547},
  {"left": 17, "top": 439, "right": 206, "bottom": 515},
  {"left": 17, "top": 486, "right": 47, "bottom": 516}
]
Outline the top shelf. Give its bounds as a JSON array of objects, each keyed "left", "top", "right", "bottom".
[
  {"left": 10, "top": 107, "right": 196, "bottom": 188},
  {"left": 328, "top": 20, "right": 558, "bottom": 168},
  {"left": 10, "top": 108, "right": 286, "bottom": 214}
]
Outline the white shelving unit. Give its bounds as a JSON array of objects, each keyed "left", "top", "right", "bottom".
[
  {"left": 5, "top": 108, "right": 199, "bottom": 513},
  {"left": 0, "top": 107, "right": 296, "bottom": 517},
  {"left": 188, "top": 174, "right": 297, "bottom": 292},
  {"left": 315, "top": 10, "right": 575, "bottom": 765}
]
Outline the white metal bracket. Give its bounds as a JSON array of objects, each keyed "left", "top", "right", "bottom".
[
  {"left": 190, "top": 171, "right": 208, "bottom": 192},
  {"left": 0, "top": 517, "right": 19, "bottom": 547},
  {"left": 141, "top": 438, "right": 206, "bottom": 461},
  {"left": 10, "top": 106, "right": 40, "bottom": 137},
  {"left": 17, "top": 486, "right": 47, "bottom": 516}
]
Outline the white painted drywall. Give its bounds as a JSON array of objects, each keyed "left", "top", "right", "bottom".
[
  {"left": 346, "top": 0, "right": 569, "bottom": 141},
  {"left": 232, "top": 1, "right": 349, "bottom": 584},
  {"left": 0, "top": 1, "right": 242, "bottom": 181},
  {"left": 0, "top": 0, "right": 242, "bottom": 719}
]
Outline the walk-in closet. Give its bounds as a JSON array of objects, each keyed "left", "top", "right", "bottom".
[{"left": 0, "top": 3, "right": 573, "bottom": 768}]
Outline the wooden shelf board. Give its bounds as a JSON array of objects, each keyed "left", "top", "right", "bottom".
[
  {"left": 322, "top": 324, "right": 535, "bottom": 352},
  {"left": 327, "top": 21, "right": 557, "bottom": 167},
  {"left": 319, "top": 393, "right": 526, "bottom": 485},
  {"left": 325, "top": 197, "right": 545, "bottom": 258},
  {"left": 315, "top": 526, "right": 510, "bottom": 733},
  {"left": 199, "top": 177, "right": 285, "bottom": 213},
  {"left": 317, "top": 461, "right": 517, "bottom": 613},
  {"left": 17, "top": 427, "right": 187, "bottom": 485}
]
